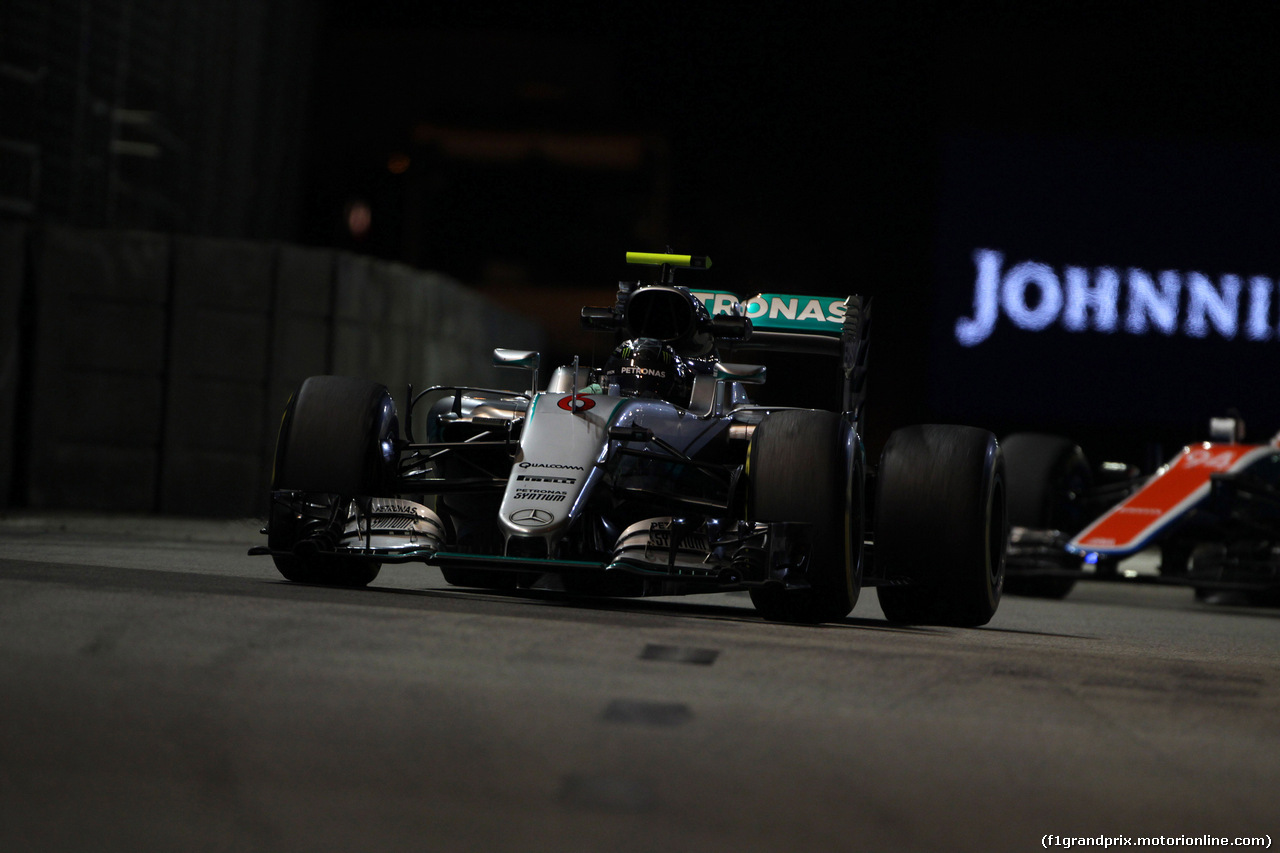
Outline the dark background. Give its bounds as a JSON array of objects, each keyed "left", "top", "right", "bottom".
[
  {"left": 930, "top": 132, "right": 1280, "bottom": 465},
  {"left": 7, "top": 1, "right": 1280, "bottom": 467},
  {"left": 306, "top": 2, "right": 1280, "bottom": 463}
]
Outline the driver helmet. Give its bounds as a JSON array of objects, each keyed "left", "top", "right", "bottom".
[{"left": 602, "top": 338, "right": 687, "bottom": 400}]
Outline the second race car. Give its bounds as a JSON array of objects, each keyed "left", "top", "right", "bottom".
[{"left": 1004, "top": 414, "right": 1280, "bottom": 603}]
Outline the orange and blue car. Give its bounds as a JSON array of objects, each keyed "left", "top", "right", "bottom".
[{"left": 1004, "top": 417, "right": 1280, "bottom": 604}]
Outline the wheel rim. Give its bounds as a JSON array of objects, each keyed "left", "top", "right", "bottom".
[{"left": 987, "top": 473, "right": 1008, "bottom": 592}]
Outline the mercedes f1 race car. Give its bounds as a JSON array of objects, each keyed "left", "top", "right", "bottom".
[
  {"left": 1004, "top": 415, "right": 1280, "bottom": 603},
  {"left": 251, "top": 251, "right": 1008, "bottom": 626}
]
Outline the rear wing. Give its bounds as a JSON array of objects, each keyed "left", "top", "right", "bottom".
[
  {"left": 584, "top": 253, "right": 870, "bottom": 425},
  {"left": 693, "top": 290, "right": 871, "bottom": 427},
  {"left": 693, "top": 291, "right": 846, "bottom": 335}
]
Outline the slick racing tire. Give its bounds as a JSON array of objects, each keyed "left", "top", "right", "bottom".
[
  {"left": 747, "top": 410, "right": 862, "bottom": 624},
  {"left": 1001, "top": 433, "right": 1091, "bottom": 599},
  {"left": 268, "top": 376, "right": 400, "bottom": 587},
  {"left": 875, "top": 425, "right": 1007, "bottom": 627}
]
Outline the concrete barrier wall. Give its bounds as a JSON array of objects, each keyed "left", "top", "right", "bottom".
[
  {"left": 263, "top": 244, "right": 339, "bottom": 504},
  {"left": 160, "top": 237, "right": 277, "bottom": 516},
  {"left": 17, "top": 225, "right": 544, "bottom": 517},
  {"left": 0, "top": 223, "right": 26, "bottom": 508},
  {"left": 27, "top": 227, "right": 171, "bottom": 511},
  {"left": 332, "top": 255, "right": 538, "bottom": 393}
]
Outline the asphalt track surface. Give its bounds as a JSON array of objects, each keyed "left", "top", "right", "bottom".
[{"left": 1, "top": 514, "right": 1276, "bottom": 853}]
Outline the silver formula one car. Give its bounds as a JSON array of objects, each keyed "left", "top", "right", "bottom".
[{"left": 251, "top": 252, "right": 1008, "bottom": 626}]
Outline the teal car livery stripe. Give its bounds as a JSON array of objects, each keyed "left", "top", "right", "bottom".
[{"left": 690, "top": 290, "right": 847, "bottom": 334}]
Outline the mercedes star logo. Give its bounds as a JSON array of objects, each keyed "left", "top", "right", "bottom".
[{"left": 510, "top": 508, "right": 554, "bottom": 527}]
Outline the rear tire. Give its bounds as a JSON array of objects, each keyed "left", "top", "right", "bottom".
[
  {"left": 875, "top": 425, "right": 1006, "bottom": 626},
  {"left": 1001, "top": 433, "right": 1090, "bottom": 599},
  {"left": 268, "top": 376, "right": 399, "bottom": 587},
  {"left": 746, "top": 410, "right": 862, "bottom": 624}
]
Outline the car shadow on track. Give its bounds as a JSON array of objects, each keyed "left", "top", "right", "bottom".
[
  {"left": 456, "top": 585, "right": 932, "bottom": 633},
  {"left": 359, "top": 581, "right": 1092, "bottom": 637}
]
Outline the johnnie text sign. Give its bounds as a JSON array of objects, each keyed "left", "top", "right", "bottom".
[{"left": 955, "top": 249, "right": 1278, "bottom": 347}]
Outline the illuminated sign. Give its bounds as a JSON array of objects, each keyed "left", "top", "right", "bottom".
[
  {"left": 929, "top": 133, "right": 1280, "bottom": 431},
  {"left": 954, "top": 249, "right": 1275, "bottom": 347}
]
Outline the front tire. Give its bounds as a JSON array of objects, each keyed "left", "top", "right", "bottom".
[
  {"left": 746, "top": 410, "right": 862, "bottom": 624},
  {"left": 268, "top": 376, "right": 399, "bottom": 587},
  {"left": 1001, "top": 433, "right": 1091, "bottom": 599},
  {"left": 875, "top": 425, "right": 1006, "bottom": 626}
]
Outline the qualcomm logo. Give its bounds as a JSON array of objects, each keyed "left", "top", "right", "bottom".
[{"left": 954, "top": 248, "right": 1278, "bottom": 347}]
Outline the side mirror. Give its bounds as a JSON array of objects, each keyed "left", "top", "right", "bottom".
[
  {"left": 711, "top": 315, "right": 752, "bottom": 342},
  {"left": 715, "top": 362, "right": 766, "bottom": 385},
  {"left": 581, "top": 306, "right": 620, "bottom": 332},
  {"left": 1209, "top": 416, "right": 1245, "bottom": 443},
  {"left": 494, "top": 348, "right": 540, "bottom": 393}
]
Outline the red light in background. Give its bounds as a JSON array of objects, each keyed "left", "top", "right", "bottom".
[{"left": 345, "top": 200, "right": 372, "bottom": 238}]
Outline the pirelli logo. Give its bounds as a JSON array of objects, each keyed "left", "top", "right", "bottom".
[
  {"left": 650, "top": 532, "right": 710, "bottom": 551},
  {"left": 517, "top": 474, "right": 576, "bottom": 484},
  {"left": 512, "top": 489, "right": 568, "bottom": 502}
]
